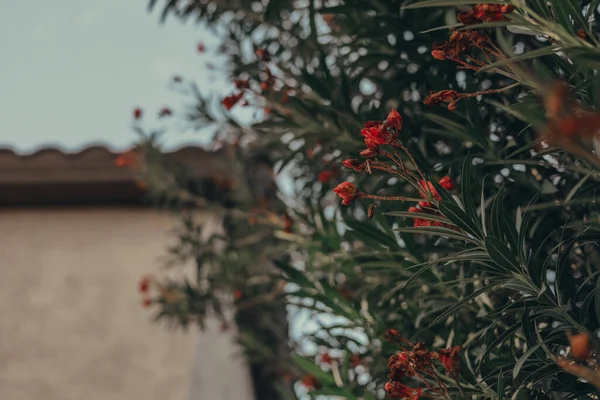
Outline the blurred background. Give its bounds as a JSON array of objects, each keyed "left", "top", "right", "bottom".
[{"left": 0, "top": 2, "right": 254, "bottom": 400}]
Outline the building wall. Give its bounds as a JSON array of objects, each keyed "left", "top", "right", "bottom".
[{"left": 0, "top": 208, "right": 253, "bottom": 400}]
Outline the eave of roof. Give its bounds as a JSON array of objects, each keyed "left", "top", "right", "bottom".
[{"left": 0, "top": 146, "right": 233, "bottom": 207}]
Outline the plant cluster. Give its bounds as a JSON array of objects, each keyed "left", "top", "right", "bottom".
[{"left": 130, "top": 0, "right": 600, "bottom": 398}]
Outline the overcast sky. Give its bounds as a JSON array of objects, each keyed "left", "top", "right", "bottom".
[{"left": 1, "top": 1, "right": 226, "bottom": 154}]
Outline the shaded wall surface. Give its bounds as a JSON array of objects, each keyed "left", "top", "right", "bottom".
[{"left": 0, "top": 208, "right": 237, "bottom": 400}]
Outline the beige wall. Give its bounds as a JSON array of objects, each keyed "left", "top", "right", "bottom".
[{"left": 0, "top": 208, "right": 252, "bottom": 400}]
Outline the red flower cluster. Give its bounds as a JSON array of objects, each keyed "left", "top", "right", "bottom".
[
  {"left": 350, "top": 354, "right": 364, "bottom": 367},
  {"left": 342, "top": 158, "right": 365, "bottom": 172},
  {"left": 133, "top": 107, "right": 143, "bottom": 120},
  {"left": 407, "top": 177, "right": 455, "bottom": 227},
  {"left": 256, "top": 48, "right": 271, "bottom": 62},
  {"left": 139, "top": 275, "right": 153, "bottom": 308},
  {"left": 334, "top": 181, "right": 364, "bottom": 205},
  {"left": 197, "top": 42, "right": 206, "bottom": 53},
  {"left": 234, "top": 79, "right": 250, "bottom": 89},
  {"left": 423, "top": 90, "right": 461, "bottom": 111},
  {"left": 359, "top": 109, "right": 403, "bottom": 149},
  {"left": 319, "top": 352, "right": 338, "bottom": 365},
  {"left": 139, "top": 276, "right": 150, "bottom": 293},
  {"left": 385, "top": 332, "right": 462, "bottom": 399},
  {"left": 419, "top": 176, "right": 455, "bottom": 200},
  {"left": 434, "top": 345, "right": 462, "bottom": 382},
  {"left": 457, "top": 3, "right": 515, "bottom": 25},
  {"left": 222, "top": 92, "right": 244, "bottom": 110},
  {"left": 318, "top": 170, "right": 337, "bottom": 183},
  {"left": 115, "top": 149, "right": 137, "bottom": 168},
  {"left": 431, "top": 30, "right": 490, "bottom": 61},
  {"left": 301, "top": 375, "right": 319, "bottom": 390},
  {"left": 384, "top": 382, "right": 422, "bottom": 399},
  {"left": 158, "top": 107, "right": 172, "bottom": 118}
]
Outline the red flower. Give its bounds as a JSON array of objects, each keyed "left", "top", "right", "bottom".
[
  {"left": 197, "top": 42, "right": 205, "bottom": 53},
  {"left": 419, "top": 177, "right": 454, "bottom": 201},
  {"left": 386, "top": 109, "right": 403, "bottom": 131},
  {"left": 361, "top": 125, "right": 392, "bottom": 145},
  {"left": 431, "top": 49, "right": 446, "bottom": 60},
  {"left": 301, "top": 375, "right": 318, "bottom": 390},
  {"left": 234, "top": 79, "right": 250, "bottom": 89},
  {"left": 320, "top": 353, "right": 334, "bottom": 365},
  {"left": 458, "top": 4, "right": 515, "bottom": 25},
  {"left": 256, "top": 48, "right": 271, "bottom": 62},
  {"left": 142, "top": 298, "right": 152, "bottom": 308},
  {"left": 115, "top": 150, "right": 137, "bottom": 168},
  {"left": 436, "top": 345, "right": 461, "bottom": 379},
  {"left": 360, "top": 148, "right": 379, "bottom": 158},
  {"left": 158, "top": 107, "right": 172, "bottom": 118},
  {"left": 423, "top": 90, "right": 459, "bottom": 106},
  {"left": 418, "top": 201, "right": 435, "bottom": 210},
  {"left": 133, "top": 108, "right": 142, "bottom": 120},
  {"left": 569, "top": 332, "right": 591, "bottom": 360},
  {"left": 222, "top": 92, "right": 244, "bottom": 110},
  {"left": 385, "top": 329, "right": 401, "bottom": 342},
  {"left": 318, "top": 170, "right": 336, "bottom": 183},
  {"left": 342, "top": 158, "right": 364, "bottom": 172},
  {"left": 334, "top": 182, "right": 362, "bottom": 205},
  {"left": 138, "top": 276, "right": 150, "bottom": 293},
  {"left": 384, "top": 381, "right": 421, "bottom": 399},
  {"left": 233, "top": 290, "right": 243, "bottom": 300},
  {"left": 419, "top": 180, "right": 441, "bottom": 201},
  {"left": 350, "top": 354, "right": 363, "bottom": 367},
  {"left": 438, "top": 176, "right": 455, "bottom": 190}
]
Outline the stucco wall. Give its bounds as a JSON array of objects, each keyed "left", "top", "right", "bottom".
[{"left": 0, "top": 208, "right": 252, "bottom": 400}]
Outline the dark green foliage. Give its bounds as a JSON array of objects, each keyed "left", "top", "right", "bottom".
[{"left": 138, "top": 0, "right": 600, "bottom": 398}]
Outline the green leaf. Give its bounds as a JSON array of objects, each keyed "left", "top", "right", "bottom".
[
  {"left": 478, "top": 46, "right": 563, "bottom": 73},
  {"left": 497, "top": 369, "right": 505, "bottom": 399},
  {"left": 429, "top": 279, "right": 506, "bottom": 326},
  {"left": 564, "top": 47, "right": 600, "bottom": 69},
  {"left": 490, "top": 189, "right": 505, "bottom": 241},
  {"left": 512, "top": 343, "right": 543, "bottom": 379},
  {"left": 292, "top": 355, "right": 336, "bottom": 386},
  {"left": 384, "top": 211, "right": 451, "bottom": 225},
  {"left": 403, "top": 0, "right": 493, "bottom": 9},
  {"left": 595, "top": 277, "right": 600, "bottom": 326},
  {"left": 480, "top": 176, "right": 488, "bottom": 236},
  {"left": 485, "top": 236, "right": 521, "bottom": 273},
  {"left": 461, "top": 155, "right": 477, "bottom": 222},
  {"left": 423, "top": 113, "right": 489, "bottom": 149},
  {"left": 439, "top": 201, "right": 482, "bottom": 238},
  {"left": 274, "top": 260, "right": 316, "bottom": 290},
  {"left": 548, "top": 0, "right": 576, "bottom": 34},
  {"left": 478, "top": 322, "right": 520, "bottom": 369},
  {"left": 395, "top": 226, "right": 476, "bottom": 242},
  {"left": 521, "top": 305, "right": 538, "bottom": 347},
  {"left": 345, "top": 218, "right": 400, "bottom": 250}
]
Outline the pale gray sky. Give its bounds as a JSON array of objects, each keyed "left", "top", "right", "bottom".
[{"left": 1, "top": 1, "right": 227, "bottom": 154}]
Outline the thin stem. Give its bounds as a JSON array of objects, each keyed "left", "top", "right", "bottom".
[
  {"left": 462, "top": 82, "right": 520, "bottom": 99},
  {"left": 364, "top": 194, "right": 424, "bottom": 202}
]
